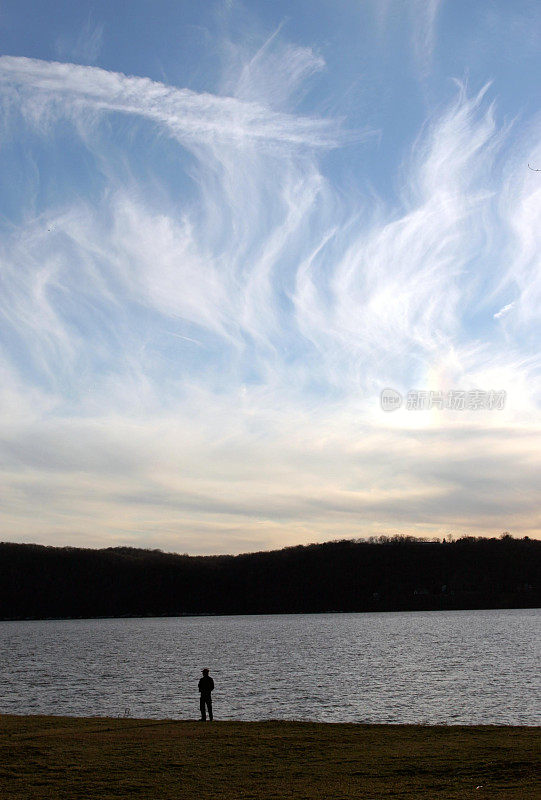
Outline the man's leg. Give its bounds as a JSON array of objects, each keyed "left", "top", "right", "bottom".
[
  {"left": 200, "top": 695, "right": 206, "bottom": 721},
  {"left": 207, "top": 697, "right": 213, "bottom": 721}
]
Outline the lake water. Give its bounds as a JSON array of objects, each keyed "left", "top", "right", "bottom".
[{"left": 0, "top": 609, "right": 539, "bottom": 724}]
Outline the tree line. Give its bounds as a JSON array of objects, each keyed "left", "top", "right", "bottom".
[{"left": 0, "top": 534, "right": 538, "bottom": 619}]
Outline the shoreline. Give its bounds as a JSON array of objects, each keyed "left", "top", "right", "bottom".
[
  {"left": 2, "top": 712, "right": 541, "bottom": 727},
  {"left": 1, "top": 604, "right": 539, "bottom": 622},
  {"left": 1, "top": 715, "right": 539, "bottom": 799}
]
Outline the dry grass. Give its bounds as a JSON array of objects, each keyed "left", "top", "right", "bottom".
[{"left": 0, "top": 715, "right": 539, "bottom": 799}]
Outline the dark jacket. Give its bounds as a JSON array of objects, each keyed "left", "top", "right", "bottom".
[{"left": 198, "top": 675, "right": 214, "bottom": 697}]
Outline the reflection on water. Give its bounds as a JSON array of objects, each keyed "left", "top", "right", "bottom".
[{"left": 0, "top": 609, "right": 539, "bottom": 724}]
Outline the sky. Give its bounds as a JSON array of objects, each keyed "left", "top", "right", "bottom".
[{"left": 0, "top": 0, "right": 540, "bottom": 554}]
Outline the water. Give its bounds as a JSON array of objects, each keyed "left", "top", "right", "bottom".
[{"left": 0, "top": 609, "right": 539, "bottom": 724}]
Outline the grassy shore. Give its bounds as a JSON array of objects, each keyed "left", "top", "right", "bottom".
[{"left": 0, "top": 715, "right": 539, "bottom": 799}]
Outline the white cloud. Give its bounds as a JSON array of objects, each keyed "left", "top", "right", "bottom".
[
  {"left": 370, "top": 0, "right": 444, "bottom": 79},
  {"left": 494, "top": 301, "right": 515, "bottom": 319},
  {"left": 0, "top": 55, "right": 343, "bottom": 148},
  {"left": 410, "top": 0, "right": 443, "bottom": 78},
  {"left": 224, "top": 26, "right": 325, "bottom": 110},
  {"left": 0, "top": 37, "right": 539, "bottom": 552},
  {"left": 55, "top": 16, "right": 104, "bottom": 65}
]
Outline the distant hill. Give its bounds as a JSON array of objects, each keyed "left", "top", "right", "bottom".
[{"left": 0, "top": 535, "right": 539, "bottom": 620}]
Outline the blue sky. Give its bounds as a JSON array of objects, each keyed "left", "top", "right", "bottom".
[{"left": 0, "top": 0, "right": 540, "bottom": 553}]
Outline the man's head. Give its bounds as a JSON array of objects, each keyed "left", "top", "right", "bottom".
[{"left": 201, "top": 668, "right": 209, "bottom": 675}]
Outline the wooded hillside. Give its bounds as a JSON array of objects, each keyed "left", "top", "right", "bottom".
[{"left": 0, "top": 535, "right": 538, "bottom": 619}]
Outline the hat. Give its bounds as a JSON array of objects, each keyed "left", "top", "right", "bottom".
[{"left": 201, "top": 668, "right": 209, "bottom": 674}]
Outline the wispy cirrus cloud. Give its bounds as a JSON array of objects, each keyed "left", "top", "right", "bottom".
[
  {"left": 371, "top": 0, "right": 443, "bottom": 79},
  {"left": 0, "top": 25, "right": 539, "bottom": 552},
  {"left": 54, "top": 15, "right": 104, "bottom": 65},
  {"left": 410, "top": 0, "right": 443, "bottom": 78},
  {"left": 0, "top": 54, "right": 344, "bottom": 148}
]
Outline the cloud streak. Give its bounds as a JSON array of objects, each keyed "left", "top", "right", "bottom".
[
  {"left": 410, "top": 0, "right": 443, "bottom": 78},
  {"left": 0, "top": 55, "right": 343, "bottom": 148}
]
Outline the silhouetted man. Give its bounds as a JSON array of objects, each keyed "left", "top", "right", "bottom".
[{"left": 198, "top": 668, "right": 214, "bottom": 721}]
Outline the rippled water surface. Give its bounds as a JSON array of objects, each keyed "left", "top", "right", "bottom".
[{"left": 0, "top": 609, "right": 539, "bottom": 724}]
